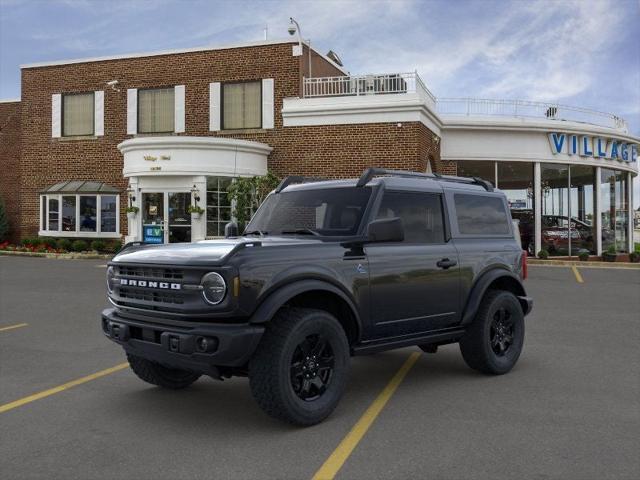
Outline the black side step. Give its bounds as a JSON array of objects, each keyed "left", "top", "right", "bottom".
[{"left": 352, "top": 327, "right": 466, "bottom": 356}]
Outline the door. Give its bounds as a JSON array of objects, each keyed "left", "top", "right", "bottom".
[
  {"left": 141, "top": 192, "right": 192, "bottom": 243},
  {"left": 365, "top": 190, "right": 460, "bottom": 338}
]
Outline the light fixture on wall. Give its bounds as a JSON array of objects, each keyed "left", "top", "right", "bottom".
[
  {"left": 191, "top": 185, "right": 201, "bottom": 204},
  {"left": 288, "top": 17, "right": 312, "bottom": 77},
  {"left": 126, "top": 187, "right": 136, "bottom": 206}
]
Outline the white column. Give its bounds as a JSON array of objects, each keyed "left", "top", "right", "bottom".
[
  {"left": 628, "top": 171, "right": 634, "bottom": 253},
  {"left": 595, "top": 166, "right": 602, "bottom": 256},
  {"left": 191, "top": 175, "right": 207, "bottom": 242},
  {"left": 534, "top": 162, "right": 541, "bottom": 256},
  {"left": 125, "top": 177, "right": 140, "bottom": 243}
]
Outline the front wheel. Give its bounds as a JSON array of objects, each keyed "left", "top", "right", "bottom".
[
  {"left": 459, "top": 290, "right": 525, "bottom": 375},
  {"left": 249, "top": 308, "right": 350, "bottom": 426}
]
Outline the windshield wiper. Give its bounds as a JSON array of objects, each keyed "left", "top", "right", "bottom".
[
  {"left": 244, "top": 230, "right": 268, "bottom": 236},
  {"left": 280, "top": 228, "right": 321, "bottom": 236}
]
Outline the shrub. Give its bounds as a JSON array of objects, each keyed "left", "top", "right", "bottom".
[
  {"left": 0, "top": 197, "right": 8, "bottom": 242},
  {"left": 577, "top": 251, "right": 589, "bottom": 261},
  {"left": 21, "top": 237, "right": 38, "bottom": 247},
  {"left": 71, "top": 240, "right": 88, "bottom": 252},
  {"left": 90, "top": 240, "right": 106, "bottom": 252},
  {"left": 630, "top": 252, "right": 640, "bottom": 263},
  {"left": 105, "top": 240, "right": 122, "bottom": 254},
  {"left": 537, "top": 249, "right": 549, "bottom": 260},
  {"left": 57, "top": 238, "right": 73, "bottom": 251},
  {"left": 38, "top": 237, "right": 57, "bottom": 249},
  {"left": 606, "top": 244, "right": 617, "bottom": 255}
]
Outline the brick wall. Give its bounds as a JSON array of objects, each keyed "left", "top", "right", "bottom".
[
  {"left": 0, "top": 101, "right": 21, "bottom": 242},
  {"left": 14, "top": 41, "right": 440, "bottom": 240}
]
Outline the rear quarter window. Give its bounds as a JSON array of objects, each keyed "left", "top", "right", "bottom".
[{"left": 454, "top": 193, "right": 511, "bottom": 235}]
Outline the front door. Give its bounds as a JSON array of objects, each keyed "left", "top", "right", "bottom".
[
  {"left": 365, "top": 190, "right": 461, "bottom": 338},
  {"left": 141, "top": 192, "right": 191, "bottom": 243}
]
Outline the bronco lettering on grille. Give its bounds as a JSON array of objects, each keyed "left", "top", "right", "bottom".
[{"left": 119, "top": 279, "right": 181, "bottom": 290}]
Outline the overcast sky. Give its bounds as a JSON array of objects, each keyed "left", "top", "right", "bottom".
[{"left": 1, "top": 0, "right": 639, "bottom": 204}]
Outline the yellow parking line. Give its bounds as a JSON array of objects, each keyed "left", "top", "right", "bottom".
[
  {"left": 312, "top": 352, "right": 421, "bottom": 480},
  {"left": 0, "top": 363, "right": 128, "bottom": 414},
  {"left": 0, "top": 323, "right": 28, "bottom": 332},
  {"left": 571, "top": 265, "right": 584, "bottom": 283}
]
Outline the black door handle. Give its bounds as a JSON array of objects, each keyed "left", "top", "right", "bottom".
[{"left": 437, "top": 258, "right": 457, "bottom": 269}]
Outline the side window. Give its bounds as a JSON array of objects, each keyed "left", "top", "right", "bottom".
[
  {"left": 454, "top": 193, "right": 511, "bottom": 235},
  {"left": 376, "top": 191, "right": 445, "bottom": 243}
]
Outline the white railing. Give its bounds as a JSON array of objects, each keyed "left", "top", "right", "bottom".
[
  {"left": 303, "top": 72, "right": 436, "bottom": 102},
  {"left": 436, "top": 98, "right": 628, "bottom": 131}
]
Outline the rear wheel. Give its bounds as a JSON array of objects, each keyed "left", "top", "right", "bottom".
[
  {"left": 127, "top": 354, "right": 201, "bottom": 389},
  {"left": 249, "top": 307, "right": 350, "bottom": 426},
  {"left": 459, "top": 290, "right": 525, "bottom": 375}
]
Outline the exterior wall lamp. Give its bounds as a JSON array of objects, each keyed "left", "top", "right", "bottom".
[{"left": 288, "top": 17, "right": 312, "bottom": 77}]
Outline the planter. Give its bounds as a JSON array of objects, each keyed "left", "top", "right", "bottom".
[
  {"left": 603, "top": 253, "right": 619, "bottom": 262},
  {"left": 191, "top": 212, "right": 203, "bottom": 221},
  {"left": 127, "top": 212, "right": 137, "bottom": 221}
]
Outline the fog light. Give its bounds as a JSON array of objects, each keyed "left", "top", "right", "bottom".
[{"left": 195, "top": 336, "right": 218, "bottom": 353}]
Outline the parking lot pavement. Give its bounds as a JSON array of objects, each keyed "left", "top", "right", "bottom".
[{"left": 1, "top": 257, "right": 639, "bottom": 480}]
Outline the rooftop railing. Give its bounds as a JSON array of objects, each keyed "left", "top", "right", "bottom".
[
  {"left": 303, "top": 72, "right": 436, "bottom": 103},
  {"left": 301, "top": 74, "right": 627, "bottom": 131},
  {"left": 436, "top": 98, "right": 628, "bottom": 131}
]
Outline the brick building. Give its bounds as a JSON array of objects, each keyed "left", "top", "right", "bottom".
[{"left": 0, "top": 38, "right": 637, "bottom": 255}]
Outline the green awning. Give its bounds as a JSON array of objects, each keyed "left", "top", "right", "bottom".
[{"left": 41, "top": 181, "right": 120, "bottom": 194}]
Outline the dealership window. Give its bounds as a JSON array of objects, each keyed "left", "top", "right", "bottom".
[
  {"left": 138, "top": 87, "right": 175, "bottom": 133},
  {"left": 39, "top": 182, "right": 120, "bottom": 238},
  {"left": 601, "top": 169, "right": 629, "bottom": 253},
  {"left": 497, "top": 162, "right": 534, "bottom": 254},
  {"left": 206, "top": 177, "right": 233, "bottom": 237},
  {"left": 62, "top": 92, "right": 94, "bottom": 136},
  {"left": 456, "top": 160, "right": 496, "bottom": 186},
  {"left": 569, "top": 165, "right": 596, "bottom": 254},
  {"left": 222, "top": 81, "right": 261, "bottom": 129}
]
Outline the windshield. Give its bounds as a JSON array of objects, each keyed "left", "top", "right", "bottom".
[{"left": 245, "top": 187, "right": 372, "bottom": 237}]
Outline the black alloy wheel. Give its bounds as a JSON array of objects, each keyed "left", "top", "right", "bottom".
[
  {"left": 490, "top": 307, "right": 515, "bottom": 357},
  {"left": 290, "top": 334, "right": 335, "bottom": 401}
]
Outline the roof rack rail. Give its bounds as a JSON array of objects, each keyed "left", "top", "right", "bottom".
[
  {"left": 275, "top": 176, "right": 328, "bottom": 193},
  {"left": 356, "top": 168, "right": 494, "bottom": 192}
]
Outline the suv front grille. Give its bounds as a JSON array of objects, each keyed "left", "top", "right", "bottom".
[
  {"left": 116, "top": 266, "right": 184, "bottom": 280},
  {"left": 119, "top": 286, "right": 184, "bottom": 305}
]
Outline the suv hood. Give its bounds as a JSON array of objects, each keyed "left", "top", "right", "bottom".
[{"left": 111, "top": 237, "right": 324, "bottom": 266}]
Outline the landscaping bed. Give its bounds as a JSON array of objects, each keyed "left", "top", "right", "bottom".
[{"left": 0, "top": 237, "right": 121, "bottom": 259}]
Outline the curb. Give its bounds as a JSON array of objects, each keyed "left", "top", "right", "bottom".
[
  {"left": 0, "top": 250, "right": 113, "bottom": 260},
  {"left": 528, "top": 259, "right": 640, "bottom": 269}
]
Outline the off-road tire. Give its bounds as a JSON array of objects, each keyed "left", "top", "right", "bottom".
[
  {"left": 127, "top": 354, "right": 201, "bottom": 389},
  {"left": 249, "top": 307, "right": 350, "bottom": 426},
  {"left": 459, "top": 290, "right": 525, "bottom": 375}
]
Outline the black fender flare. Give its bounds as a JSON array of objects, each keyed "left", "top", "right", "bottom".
[
  {"left": 461, "top": 269, "right": 528, "bottom": 325},
  {"left": 248, "top": 279, "right": 362, "bottom": 339}
]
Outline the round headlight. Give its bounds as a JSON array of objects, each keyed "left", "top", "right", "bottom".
[
  {"left": 106, "top": 266, "right": 115, "bottom": 294},
  {"left": 201, "top": 272, "right": 227, "bottom": 305}
]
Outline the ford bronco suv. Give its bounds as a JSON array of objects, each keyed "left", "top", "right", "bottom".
[{"left": 102, "top": 168, "right": 532, "bottom": 426}]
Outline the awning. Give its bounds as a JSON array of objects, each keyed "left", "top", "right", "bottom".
[{"left": 40, "top": 181, "right": 120, "bottom": 194}]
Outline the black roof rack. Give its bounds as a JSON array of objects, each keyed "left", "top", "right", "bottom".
[
  {"left": 275, "top": 176, "right": 328, "bottom": 193},
  {"left": 356, "top": 168, "right": 494, "bottom": 192}
]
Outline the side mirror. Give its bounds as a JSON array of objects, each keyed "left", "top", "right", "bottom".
[
  {"left": 224, "top": 221, "right": 239, "bottom": 238},
  {"left": 366, "top": 217, "right": 404, "bottom": 243}
]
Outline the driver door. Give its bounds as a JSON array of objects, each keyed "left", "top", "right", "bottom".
[{"left": 365, "top": 189, "right": 461, "bottom": 338}]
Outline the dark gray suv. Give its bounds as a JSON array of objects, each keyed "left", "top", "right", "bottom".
[{"left": 102, "top": 168, "right": 532, "bottom": 425}]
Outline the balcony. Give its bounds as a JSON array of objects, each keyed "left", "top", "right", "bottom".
[{"left": 301, "top": 74, "right": 628, "bottom": 132}]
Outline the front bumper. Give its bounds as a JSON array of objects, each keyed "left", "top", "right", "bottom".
[{"left": 101, "top": 308, "right": 264, "bottom": 375}]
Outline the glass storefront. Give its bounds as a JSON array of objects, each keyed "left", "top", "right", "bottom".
[
  {"left": 456, "top": 160, "right": 626, "bottom": 256},
  {"left": 601, "top": 169, "right": 629, "bottom": 253},
  {"left": 498, "top": 162, "right": 534, "bottom": 254},
  {"left": 206, "top": 177, "right": 233, "bottom": 237}
]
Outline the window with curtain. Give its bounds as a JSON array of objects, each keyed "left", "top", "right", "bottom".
[
  {"left": 138, "top": 88, "right": 175, "bottom": 133},
  {"left": 63, "top": 92, "right": 94, "bottom": 136},
  {"left": 222, "top": 81, "right": 261, "bottom": 130}
]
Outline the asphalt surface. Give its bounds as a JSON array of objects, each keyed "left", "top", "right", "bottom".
[{"left": 0, "top": 256, "right": 638, "bottom": 480}]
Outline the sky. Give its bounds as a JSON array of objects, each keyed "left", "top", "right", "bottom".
[{"left": 1, "top": 0, "right": 639, "bottom": 203}]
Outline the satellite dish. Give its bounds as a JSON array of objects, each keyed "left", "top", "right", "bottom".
[{"left": 326, "top": 50, "right": 343, "bottom": 67}]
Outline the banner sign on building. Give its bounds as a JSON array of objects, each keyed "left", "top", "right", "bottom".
[{"left": 143, "top": 225, "right": 163, "bottom": 244}]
